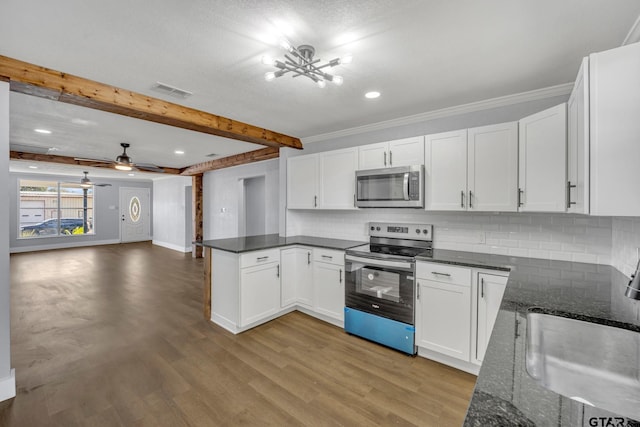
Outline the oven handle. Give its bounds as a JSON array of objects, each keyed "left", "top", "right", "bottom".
[
  {"left": 345, "top": 254, "right": 413, "bottom": 270},
  {"left": 403, "top": 172, "right": 410, "bottom": 201}
]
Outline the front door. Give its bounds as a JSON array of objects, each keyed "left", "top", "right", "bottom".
[{"left": 120, "top": 187, "right": 150, "bottom": 243}]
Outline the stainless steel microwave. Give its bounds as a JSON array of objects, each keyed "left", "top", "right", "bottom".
[{"left": 355, "top": 165, "right": 424, "bottom": 208}]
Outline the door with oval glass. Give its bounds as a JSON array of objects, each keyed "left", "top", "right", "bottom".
[{"left": 120, "top": 187, "right": 150, "bottom": 243}]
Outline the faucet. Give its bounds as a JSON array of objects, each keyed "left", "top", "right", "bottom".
[{"left": 625, "top": 257, "right": 640, "bottom": 300}]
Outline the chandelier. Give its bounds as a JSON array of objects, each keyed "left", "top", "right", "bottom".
[{"left": 262, "top": 40, "right": 352, "bottom": 88}]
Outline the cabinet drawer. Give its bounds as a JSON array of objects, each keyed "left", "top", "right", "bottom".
[
  {"left": 416, "top": 262, "right": 471, "bottom": 286},
  {"left": 313, "top": 248, "right": 344, "bottom": 265},
  {"left": 240, "top": 249, "right": 280, "bottom": 269}
]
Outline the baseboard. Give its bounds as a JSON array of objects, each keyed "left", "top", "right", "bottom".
[
  {"left": 417, "top": 347, "right": 480, "bottom": 375},
  {"left": 0, "top": 369, "right": 16, "bottom": 402},
  {"left": 296, "top": 305, "right": 344, "bottom": 328},
  {"left": 211, "top": 313, "right": 240, "bottom": 334},
  {"left": 10, "top": 239, "right": 120, "bottom": 253},
  {"left": 152, "top": 240, "right": 192, "bottom": 253}
]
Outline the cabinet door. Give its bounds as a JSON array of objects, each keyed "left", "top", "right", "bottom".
[
  {"left": 280, "top": 248, "right": 299, "bottom": 308},
  {"left": 312, "top": 262, "right": 344, "bottom": 321},
  {"left": 287, "top": 154, "right": 318, "bottom": 209},
  {"left": 416, "top": 279, "right": 471, "bottom": 361},
  {"left": 358, "top": 142, "right": 388, "bottom": 170},
  {"left": 424, "top": 130, "right": 468, "bottom": 211},
  {"left": 240, "top": 262, "right": 280, "bottom": 327},
  {"left": 297, "top": 249, "right": 314, "bottom": 307},
  {"left": 388, "top": 136, "right": 424, "bottom": 167},
  {"left": 567, "top": 57, "right": 590, "bottom": 215},
  {"left": 475, "top": 273, "right": 507, "bottom": 363},
  {"left": 518, "top": 104, "right": 567, "bottom": 212},
  {"left": 468, "top": 122, "right": 518, "bottom": 212},
  {"left": 318, "top": 147, "right": 358, "bottom": 209},
  {"left": 590, "top": 42, "right": 640, "bottom": 216}
]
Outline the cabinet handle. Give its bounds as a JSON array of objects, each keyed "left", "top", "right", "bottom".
[
  {"left": 257, "top": 256, "right": 269, "bottom": 262},
  {"left": 322, "top": 255, "right": 333, "bottom": 260},
  {"left": 567, "top": 181, "right": 577, "bottom": 208},
  {"left": 469, "top": 190, "right": 473, "bottom": 209},
  {"left": 431, "top": 271, "right": 451, "bottom": 277},
  {"left": 314, "top": 195, "right": 318, "bottom": 208},
  {"left": 353, "top": 194, "right": 356, "bottom": 207},
  {"left": 461, "top": 190, "right": 465, "bottom": 208},
  {"left": 276, "top": 264, "right": 280, "bottom": 278},
  {"left": 417, "top": 283, "right": 420, "bottom": 300},
  {"left": 480, "top": 277, "right": 484, "bottom": 298},
  {"left": 518, "top": 188, "right": 524, "bottom": 207},
  {"left": 389, "top": 151, "right": 392, "bottom": 166},
  {"left": 383, "top": 151, "right": 387, "bottom": 166},
  {"left": 339, "top": 269, "right": 342, "bottom": 284},
  {"left": 307, "top": 252, "right": 311, "bottom": 265}
]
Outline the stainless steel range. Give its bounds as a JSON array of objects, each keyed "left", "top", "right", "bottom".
[{"left": 344, "top": 222, "right": 433, "bottom": 354}]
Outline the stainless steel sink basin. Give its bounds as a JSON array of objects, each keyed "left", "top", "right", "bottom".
[{"left": 526, "top": 311, "right": 640, "bottom": 420}]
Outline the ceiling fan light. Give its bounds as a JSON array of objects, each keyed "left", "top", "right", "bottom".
[
  {"left": 261, "top": 55, "right": 275, "bottom": 66},
  {"left": 316, "top": 79, "right": 326, "bottom": 88},
  {"left": 279, "top": 39, "right": 293, "bottom": 52},
  {"left": 340, "top": 54, "right": 353, "bottom": 64},
  {"left": 333, "top": 76, "right": 344, "bottom": 86},
  {"left": 265, "top": 71, "right": 276, "bottom": 82},
  {"left": 115, "top": 164, "right": 133, "bottom": 171}
]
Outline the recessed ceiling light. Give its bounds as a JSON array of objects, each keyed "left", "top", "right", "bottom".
[
  {"left": 34, "top": 129, "right": 52, "bottom": 134},
  {"left": 174, "top": 150, "right": 185, "bottom": 155},
  {"left": 128, "top": 173, "right": 135, "bottom": 177},
  {"left": 365, "top": 91, "right": 381, "bottom": 99},
  {"left": 28, "top": 165, "right": 38, "bottom": 169}
]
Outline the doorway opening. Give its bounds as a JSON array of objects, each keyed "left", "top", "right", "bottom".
[{"left": 238, "top": 176, "right": 266, "bottom": 237}]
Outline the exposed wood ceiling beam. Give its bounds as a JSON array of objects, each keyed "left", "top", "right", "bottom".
[
  {"left": 10, "top": 151, "right": 182, "bottom": 175},
  {"left": 0, "top": 55, "right": 303, "bottom": 150},
  {"left": 180, "top": 147, "right": 279, "bottom": 176}
]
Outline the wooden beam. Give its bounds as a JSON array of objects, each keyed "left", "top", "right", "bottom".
[
  {"left": 10, "top": 150, "right": 182, "bottom": 174},
  {"left": 180, "top": 146, "right": 279, "bottom": 176},
  {"left": 192, "top": 174, "right": 203, "bottom": 258},
  {"left": 0, "top": 55, "right": 303, "bottom": 150}
]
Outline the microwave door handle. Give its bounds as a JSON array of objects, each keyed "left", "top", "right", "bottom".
[{"left": 403, "top": 173, "right": 410, "bottom": 200}]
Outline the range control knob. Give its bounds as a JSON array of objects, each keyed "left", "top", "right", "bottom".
[
  {"left": 376, "top": 226, "right": 381, "bottom": 231},
  {"left": 415, "top": 229, "right": 421, "bottom": 234},
  {"left": 370, "top": 226, "right": 375, "bottom": 231},
  {"left": 422, "top": 229, "right": 429, "bottom": 235}
]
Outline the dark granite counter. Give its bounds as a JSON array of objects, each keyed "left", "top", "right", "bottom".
[
  {"left": 197, "top": 234, "right": 366, "bottom": 253},
  {"left": 423, "top": 252, "right": 640, "bottom": 426}
]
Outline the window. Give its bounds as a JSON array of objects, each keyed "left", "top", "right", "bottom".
[{"left": 19, "top": 179, "right": 95, "bottom": 238}]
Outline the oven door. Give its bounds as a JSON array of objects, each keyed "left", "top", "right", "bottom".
[{"left": 344, "top": 254, "right": 415, "bottom": 325}]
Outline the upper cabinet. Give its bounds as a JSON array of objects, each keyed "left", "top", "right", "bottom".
[
  {"left": 518, "top": 104, "right": 567, "bottom": 212},
  {"left": 287, "top": 148, "right": 358, "bottom": 210},
  {"left": 425, "top": 123, "right": 518, "bottom": 212},
  {"left": 567, "top": 58, "right": 590, "bottom": 215},
  {"left": 358, "top": 137, "right": 424, "bottom": 170},
  {"left": 589, "top": 42, "right": 640, "bottom": 216}
]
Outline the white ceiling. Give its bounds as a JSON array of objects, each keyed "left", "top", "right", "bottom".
[{"left": 2, "top": 0, "right": 640, "bottom": 178}]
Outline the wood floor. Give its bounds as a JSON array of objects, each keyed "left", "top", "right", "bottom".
[{"left": 0, "top": 242, "right": 476, "bottom": 426}]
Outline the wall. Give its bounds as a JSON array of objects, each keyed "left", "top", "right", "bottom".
[
  {"left": 0, "top": 81, "right": 14, "bottom": 401},
  {"left": 612, "top": 218, "right": 640, "bottom": 278},
  {"left": 9, "top": 173, "right": 153, "bottom": 252},
  {"left": 204, "top": 159, "right": 279, "bottom": 240},
  {"left": 152, "top": 176, "right": 192, "bottom": 252}
]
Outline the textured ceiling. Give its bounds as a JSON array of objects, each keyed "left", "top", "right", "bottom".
[{"left": 2, "top": 0, "right": 640, "bottom": 177}]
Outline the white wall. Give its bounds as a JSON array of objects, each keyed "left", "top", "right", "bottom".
[
  {"left": 152, "top": 176, "right": 192, "bottom": 252},
  {"left": 612, "top": 218, "right": 640, "bottom": 278},
  {"left": 204, "top": 159, "right": 279, "bottom": 240},
  {"left": 0, "top": 82, "right": 15, "bottom": 401}
]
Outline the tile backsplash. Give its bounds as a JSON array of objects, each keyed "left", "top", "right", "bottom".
[
  {"left": 287, "top": 210, "right": 612, "bottom": 265},
  {"left": 612, "top": 218, "right": 640, "bottom": 278}
]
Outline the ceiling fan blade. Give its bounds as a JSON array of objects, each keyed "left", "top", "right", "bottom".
[
  {"left": 94, "top": 183, "right": 112, "bottom": 187},
  {"left": 135, "top": 164, "right": 165, "bottom": 173}
]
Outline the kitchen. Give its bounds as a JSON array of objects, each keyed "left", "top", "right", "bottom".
[{"left": 2, "top": 1, "right": 640, "bottom": 426}]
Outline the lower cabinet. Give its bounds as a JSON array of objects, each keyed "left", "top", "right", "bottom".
[
  {"left": 312, "top": 249, "right": 345, "bottom": 322},
  {"left": 473, "top": 273, "right": 508, "bottom": 364},
  {"left": 239, "top": 259, "right": 281, "bottom": 328},
  {"left": 280, "top": 247, "right": 313, "bottom": 308}
]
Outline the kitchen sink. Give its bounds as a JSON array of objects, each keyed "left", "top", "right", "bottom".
[{"left": 525, "top": 311, "right": 640, "bottom": 420}]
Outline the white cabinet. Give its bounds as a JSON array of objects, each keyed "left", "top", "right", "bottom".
[
  {"left": 287, "top": 154, "right": 318, "bottom": 209},
  {"left": 473, "top": 273, "right": 508, "bottom": 365},
  {"left": 280, "top": 247, "right": 313, "bottom": 308},
  {"left": 287, "top": 148, "right": 358, "bottom": 210},
  {"left": 358, "top": 137, "right": 424, "bottom": 170},
  {"left": 312, "top": 249, "right": 345, "bottom": 322},
  {"left": 567, "top": 58, "right": 590, "bottom": 215},
  {"left": 589, "top": 42, "right": 640, "bottom": 216},
  {"left": 239, "top": 260, "right": 281, "bottom": 327},
  {"left": 518, "top": 103, "right": 567, "bottom": 212},
  {"left": 416, "top": 263, "right": 471, "bottom": 361},
  {"left": 318, "top": 148, "right": 358, "bottom": 209},
  {"left": 425, "top": 123, "right": 517, "bottom": 212}
]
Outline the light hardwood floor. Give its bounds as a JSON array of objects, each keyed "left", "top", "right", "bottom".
[{"left": 0, "top": 242, "right": 476, "bottom": 426}]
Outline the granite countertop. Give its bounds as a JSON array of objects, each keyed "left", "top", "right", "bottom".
[
  {"left": 197, "top": 234, "right": 366, "bottom": 253},
  {"left": 432, "top": 251, "right": 640, "bottom": 426}
]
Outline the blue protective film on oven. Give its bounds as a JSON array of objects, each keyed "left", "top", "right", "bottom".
[{"left": 344, "top": 307, "right": 416, "bottom": 355}]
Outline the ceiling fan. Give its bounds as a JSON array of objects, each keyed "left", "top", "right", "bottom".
[
  {"left": 75, "top": 143, "right": 166, "bottom": 172},
  {"left": 65, "top": 171, "right": 112, "bottom": 188}
]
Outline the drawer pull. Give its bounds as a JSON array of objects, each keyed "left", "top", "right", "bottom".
[
  {"left": 257, "top": 256, "right": 269, "bottom": 262},
  {"left": 431, "top": 271, "right": 451, "bottom": 277},
  {"left": 322, "top": 255, "right": 333, "bottom": 260}
]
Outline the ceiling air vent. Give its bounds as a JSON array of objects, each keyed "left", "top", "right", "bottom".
[{"left": 150, "top": 82, "right": 193, "bottom": 99}]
